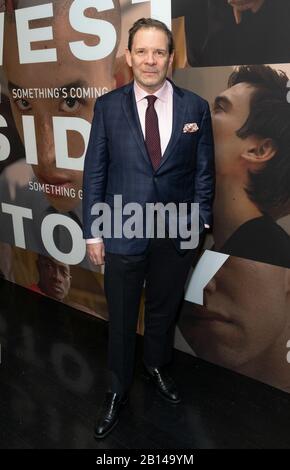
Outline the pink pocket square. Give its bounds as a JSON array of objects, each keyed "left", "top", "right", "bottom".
[{"left": 183, "top": 123, "right": 199, "bottom": 133}]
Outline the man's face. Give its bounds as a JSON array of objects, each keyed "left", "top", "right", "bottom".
[
  {"left": 211, "top": 82, "right": 255, "bottom": 179},
  {"left": 4, "top": 10, "right": 116, "bottom": 212},
  {"left": 179, "top": 257, "right": 290, "bottom": 371},
  {"left": 126, "top": 27, "right": 174, "bottom": 93},
  {"left": 37, "top": 256, "right": 71, "bottom": 301}
]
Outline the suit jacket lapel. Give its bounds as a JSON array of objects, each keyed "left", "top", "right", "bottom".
[
  {"left": 122, "top": 84, "right": 151, "bottom": 167},
  {"left": 157, "top": 84, "right": 187, "bottom": 171}
]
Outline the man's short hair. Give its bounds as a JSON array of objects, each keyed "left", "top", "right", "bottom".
[
  {"left": 128, "top": 17, "right": 174, "bottom": 55},
  {"left": 228, "top": 64, "right": 290, "bottom": 218}
]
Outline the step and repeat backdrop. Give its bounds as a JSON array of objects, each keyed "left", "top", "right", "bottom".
[{"left": 0, "top": 0, "right": 290, "bottom": 393}]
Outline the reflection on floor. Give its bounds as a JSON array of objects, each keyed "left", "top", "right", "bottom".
[{"left": 0, "top": 278, "right": 290, "bottom": 449}]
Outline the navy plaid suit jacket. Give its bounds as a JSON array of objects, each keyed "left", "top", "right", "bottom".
[{"left": 82, "top": 80, "right": 215, "bottom": 254}]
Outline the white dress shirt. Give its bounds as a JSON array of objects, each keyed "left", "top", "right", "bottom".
[{"left": 134, "top": 79, "right": 173, "bottom": 156}]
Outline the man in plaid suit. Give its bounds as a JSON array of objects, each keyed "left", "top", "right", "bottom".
[{"left": 83, "top": 18, "right": 215, "bottom": 439}]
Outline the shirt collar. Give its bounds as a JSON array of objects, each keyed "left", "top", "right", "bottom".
[{"left": 134, "top": 79, "right": 173, "bottom": 103}]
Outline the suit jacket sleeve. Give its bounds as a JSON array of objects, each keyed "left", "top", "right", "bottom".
[
  {"left": 194, "top": 101, "right": 215, "bottom": 227},
  {"left": 82, "top": 98, "right": 108, "bottom": 239}
]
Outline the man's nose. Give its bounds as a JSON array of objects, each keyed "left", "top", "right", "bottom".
[
  {"left": 204, "top": 277, "right": 217, "bottom": 295},
  {"left": 36, "top": 117, "right": 56, "bottom": 168},
  {"left": 145, "top": 52, "right": 157, "bottom": 65},
  {"left": 52, "top": 268, "right": 63, "bottom": 282},
  {"left": 203, "top": 277, "right": 217, "bottom": 306}
]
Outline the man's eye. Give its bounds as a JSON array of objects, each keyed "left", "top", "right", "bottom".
[
  {"left": 14, "top": 99, "right": 31, "bottom": 111},
  {"left": 213, "top": 102, "right": 224, "bottom": 113},
  {"left": 60, "top": 97, "right": 81, "bottom": 112}
]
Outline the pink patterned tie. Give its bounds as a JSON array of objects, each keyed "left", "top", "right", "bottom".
[{"left": 145, "top": 95, "right": 162, "bottom": 170}]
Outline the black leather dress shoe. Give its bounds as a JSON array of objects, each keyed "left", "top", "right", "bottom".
[
  {"left": 94, "top": 392, "right": 128, "bottom": 439},
  {"left": 143, "top": 365, "right": 181, "bottom": 404}
]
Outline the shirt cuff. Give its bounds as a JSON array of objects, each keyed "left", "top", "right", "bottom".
[{"left": 86, "top": 238, "right": 103, "bottom": 244}]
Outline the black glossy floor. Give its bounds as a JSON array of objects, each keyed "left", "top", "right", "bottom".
[{"left": 0, "top": 279, "right": 290, "bottom": 449}]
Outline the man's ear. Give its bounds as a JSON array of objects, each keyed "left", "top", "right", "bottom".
[
  {"left": 285, "top": 269, "right": 290, "bottom": 295},
  {"left": 241, "top": 137, "right": 277, "bottom": 164},
  {"left": 169, "top": 51, "right": 175, "bottom": 67},
  {"left": 125, "top": 48, "right": 132, "bottom": 68}
]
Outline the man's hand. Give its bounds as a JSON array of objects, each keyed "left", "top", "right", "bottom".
[
  {"left": 87, "top": 242, "right": 105, "bottom": 266},
  {"left": 228, "top": 0, "right": 265, "bottom": 24}
]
